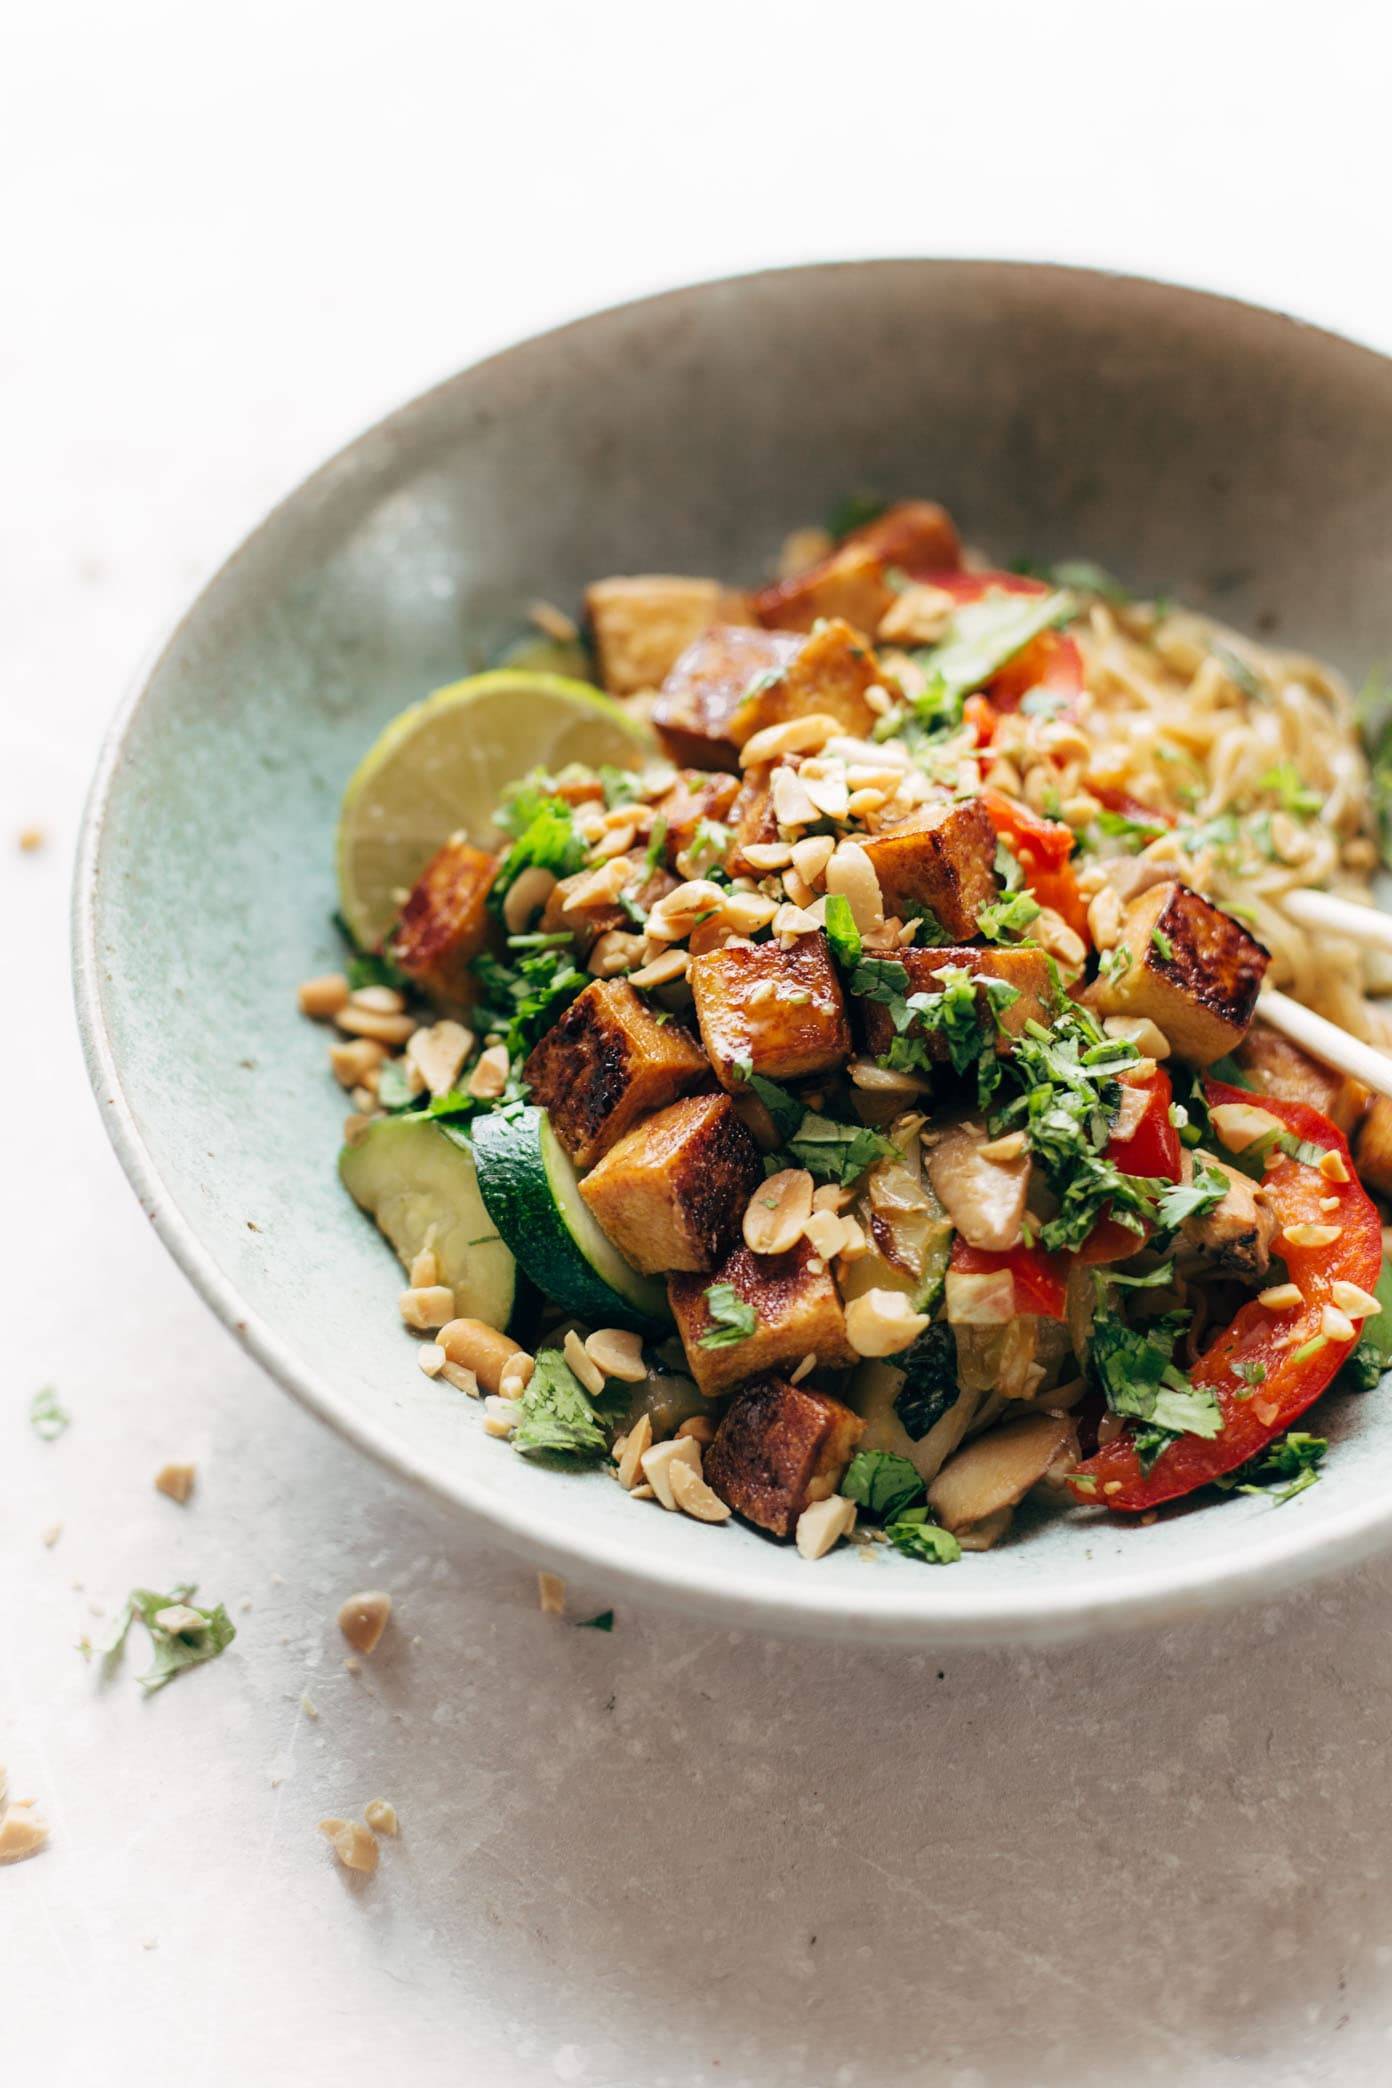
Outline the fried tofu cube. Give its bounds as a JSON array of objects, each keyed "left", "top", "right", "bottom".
[
  {"left": 753, "top": 541, "right": 895, "bottom": 636},
  {"left": 724, "top": 767, "right": 779, "bottom": 877},
  {"left": 540, "top": 865, "right": 676, "bottom": 958},
  {"left": 669, "top": 1242, "right": 860, "bottom": 1400},
  {"left": 1089, "top": 881, "right": 1269, "bottom": 1064},
  {"left": 585, "top": 577, "right": 752, "bottom": 697},
  {"left": 1354, "top": 1095, "right": 1392, "bottom": 1198},
  {"left": 861, "top": 799, "right": 1000, "bottom": 939},
  {"left": 652, "top": 769, "right": 741, "bottom": 866},
  {"left": 579, "top": 1093, "right": 762, "bottom": 1274},
  {"left": 727, "top": 617, "right": 882, "bottom": 745},
  {"left": 704, "top": 1376, "right": 866, "bottom": 1535},
  {"left": 858, "top": 945, "right": 1056, "bottom": 1062},
  {"left": 522, "top": 979, "right": 710, "bottom": 1167},
  {"left": 843, "top": 498, "right": 961, "bottom": 576},
  {"left": 1235, "top": 1023, "right": 1369, "bottom": 1137},
  {"left": 390, "top": 837, "right": 498, "bottom": 1010},
  {"left": 653, "top": 626, "right": 799, "bottom": 771},
  {"left": 691, "top": 935, "right": 851, "bottom": 1089}
]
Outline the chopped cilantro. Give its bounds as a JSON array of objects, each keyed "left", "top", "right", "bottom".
[
  {"left": 1152, "top": 1159, "right": 1229, "bottom": 1232},
  {"left": 346, "top": 948, "right": 410, "bottom": 993},
  {"left": 682, "top": 817, "right": 730, "bottom": 878},
  {"left": 883, "top": 1508, "right": 962, "bottom": 1564},
  {"left": 1098, "top": 944, "right": 1133, "bottom": 985},
  {"left": 90, "top": 1585, "right": 236, "bottom": 1693},
  {"left": 29, "top": 1385, "right": 69, "bottom": 1440},
  {"left": 489, "top": 792, "right": 586, "bottom": 910},
  {"left": 1341, "top": 1258, "right": 1392, "bottom": 1390},
  {"left": 472, "top": 943, "right": 586, "bottom": 1072},
  {"left": 826, "top": 491, "right": 886, "bottom": 540},
  {"left": 978, "top": 890, "right": 1042, "bottom": 943},
  {"left": 731, "top": 1059, "right": 804, "bottom": 1142},
  {"left": 1045, "top": 558, "right": 1131, "bottom": 603},
  {"left": 842, "top": 1451, "right": 925, "bottom": 1523},
  {"left": 784, "top": 1114, "right": 897, "bottom": 1186},
  {"left": 698, "top": 1284, "right": 758, "bottom": 1349},
  {"left": 376, "top": 1058, "right": 418, "bottom": 1112},
  {"left": 823, "top": 892, "right": 863, "bottom": 970},
  {"left": 644, "top": 815, "right": 669, "bottom": 872},
  {"left": 577, "top": 1610, "right": 615, "bottom": 1631},
  {"left": 1260, "top": 762, "right": 1322, "bottom": 818},
  {"left": 1216, "top": 1430, "right": 1327, "bottom": 1505},
  {"left": 849, "top": 955, "right": 910, "bottom": 1004},
  {"left": 1213, "top": 646, "right": 1265, "bottom": 700},
  {"left": 1150, "top": 927, "right": 1175, "bottom": 962},
  {"left": 513, "top": 1348, "right": 608, "bottom": 1458},
  {"left": 1096, "top": 805, "right": 1168, "bottom": 849},
  {"left": 598, "top": 765, "right": 640, "bottom": 809},
  {"left": 1089, "top": 1306, "right": 1221, "bottom": 1470}
]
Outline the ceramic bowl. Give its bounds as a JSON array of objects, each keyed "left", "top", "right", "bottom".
[{"left": 74, "top": 260, "right": 1392, "bottom": 1644}]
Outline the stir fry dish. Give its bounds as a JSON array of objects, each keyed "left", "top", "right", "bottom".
[{"left": 301, "top": 497, "right": 1392, "bottom": 1566}]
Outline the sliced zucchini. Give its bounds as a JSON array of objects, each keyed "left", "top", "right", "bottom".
[
  {"left": 472, "top": 1105, "right": 668, "bottom": 1333},
  {"left": 340, "top": 1115, "right": 516, "bottom": 1330}
]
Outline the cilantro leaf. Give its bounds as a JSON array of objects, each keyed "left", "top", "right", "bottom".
[
  {"left": 842, "top": 1451, "right": 925, "bottom": 1523},
  {"left": 1152, "top": 1160, "right": 1229, "bottom": 1233},
  {"left": 376, "top": 1058, "right": 419, "bottom": 1112},
  {"left": 977, "top": 890, "right": 1041, "bottom": 943},
  {"left": 1089, "top": 1308, "right": 1222, "bottom": 1470},
  {"left": 826, "top": 491, "right": 886, "bottom": 540},
  {"left": 730, "top": 1059, "right": 804, "bottom": 1143},
  {"left": 697, "top": 1283, "right": 758, "bottom": 1349},
  {"left": 1216, "top": 1430, "right": 1327, "bottom": 1505},
  {"left": 490, "top": 793, "right": 586, "bottom": 910},
  {"left": 784, "top": 1114, "right": 897, "bottom": 1186},
  {"left": 30, "top": 1385, "right": 69, "bottom": 1440},
  {"left": 513, "top": 1348, "right": 608, "bottom": 1458},
  {"left": 1045, "top": 559, "right": 1131, "bottom": 603},
  {"left": 849, "top": 955, "right": 910, "bottom": 1004},
  {"left": 1259, "top": 762, "right": 1322, "bottom": 817},
  {"left": 883, "top": 1507, "right": 962, "bottom": 1564},
  {"left": 823, "top": 892, "right": 863, "bottom": 970},
  {"left": 347, "top": 947, "right": 411, "bottom": 993},
  {"left": 681, "top": 818, "right": 731, "bottom": 878},
  {"left": 1095, "top": 806, "right": 1168, "bottom": 849},
  {"left": 598, "top": 765, "right": 640, "bottom": 809},
  {"left": 88, "top": 1585, "right": 237, "bottom": 1692},
  {"left": 1340, "top": 1257, "right": 1392, "bottom": 1390},
  {"left": 577, "top": 1610, "right": 615, "bottom": 1631}
]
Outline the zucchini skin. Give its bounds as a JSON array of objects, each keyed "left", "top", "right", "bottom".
[{"left": 472, "top": 1106, "right": 668, "bottom": 1334}]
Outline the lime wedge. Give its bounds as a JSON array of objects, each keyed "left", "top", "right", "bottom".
[{"left": 336, "top": 670, "right": 656, "bottom": 949}]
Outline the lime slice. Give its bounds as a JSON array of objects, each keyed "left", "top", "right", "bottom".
[{"left": 336, "top": 670, "right": 656, "bottom": 949}]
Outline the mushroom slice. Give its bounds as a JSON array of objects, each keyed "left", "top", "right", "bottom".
[
  {"left": 927, "top": 1411, "right": 1077, "bottom": 1536},
  {"left": 926, "top": 1124, "right": 1029, "bottom": 1253}
]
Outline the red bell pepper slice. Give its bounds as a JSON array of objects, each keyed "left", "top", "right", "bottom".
[
  {"left": 979, "top": 788, "right": 1090, "bottom": 941},
  {"left": 1069, "top": 1083, "right": 1383, "bottom": 1510},
  {"left": 950, "top": 1236, "right": 1070, "bottom": 1321},
  {"left": 1078, "top": 1066, "right": 1183, "bottom": 1266}
]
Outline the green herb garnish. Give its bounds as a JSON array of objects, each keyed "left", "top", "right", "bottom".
[
  {"left": 698, "top": 1284, "right": 758, "bottom": 1349},
  {"left": 30, "top": 1386, "right": 70, "bottom": 1440},
  {"left": 513, "top": 1348, "right": 608, "bottom": 1458}
]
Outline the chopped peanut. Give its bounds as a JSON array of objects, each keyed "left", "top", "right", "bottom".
[
  {"left": 337, "top": 1590, "right": 392, "bottom": 1655},
  {"left": 153, "top": 1462, "right": 196, "bottom": 1505},
  {"left": 319, "top": 1818, "right": 379, "bottom": 1874}
]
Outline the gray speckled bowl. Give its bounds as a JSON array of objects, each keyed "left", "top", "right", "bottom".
[{"left": 74, "top": 261, "right": 1392, "bottom": 1645}]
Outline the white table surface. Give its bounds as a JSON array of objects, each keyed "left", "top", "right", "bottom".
[{"left": 9, "top": 5, "right": 1392, "bottom": 2081}]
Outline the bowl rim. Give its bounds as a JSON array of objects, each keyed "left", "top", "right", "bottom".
[{"left": 72, "top": 255, "right": 1392, "bottom": 1645}]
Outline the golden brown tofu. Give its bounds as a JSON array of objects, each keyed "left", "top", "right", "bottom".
[
  {"left": 579, "top": 1094, "right": 762, "bottom": 1274},
  {"left": 653, "top": 626, "right": 799, "bottom": 772},
  {"left": 1355, "top": 1095, "right": 1392, "bottom": 1199},
  {"left": 669, "top": 1241, "right": 860, "bottom": 1399},
  {"left": 690, "top": 935, "right": 851, "bottom": 1089},
  {"left": 1089, "top": 881, "right": 1269, "bottom": 1064},
  {"left": 704, "top": 1377, "right": 865, "bottom": 1536},
  {"left": 652, "top": 769, "right": 741, "bottom": 866},
  {"left": 844, "top": 498, "right": 961, "bottom": 576},
  {"left": 724, "top": 767, "right": 780, "bottom": 877},
  {"left": 390, "top": 837, "right": 498, "bottom": 1011},
  {"left": 522, "top": 979, "right": 711, "bottom": 1168},
  {"left": 1234, "top": 1023, "right": 1369, "bottom": 1136},
  {"left": 858, "top": 946, "right": 1056, "bottom": 1062},
  {"left": 861, "top": 799, "right": 1000, "bottom": 939},
  {"left": 727, "top": 617, "right": 882, "bottom": 745},
  {"left": 753, "top": 542, "right": 894, "bottom": 636},
  {"left": 585, "top": 577, "right": 751, "bottom": 697},
  {"left": 540, "top": 864, "right": 676, "bottom": 958}
]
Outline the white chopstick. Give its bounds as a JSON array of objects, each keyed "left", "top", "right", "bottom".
[
  {"left": 1257, "top": 987, "right": 1392, "bottom": 1102},
  {"left": 1281, "top": 886, "right": 1392, "bottom": 957}
]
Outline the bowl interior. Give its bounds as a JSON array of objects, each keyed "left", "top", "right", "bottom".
[{"left": 79, "top": 260, "right": 1392, "bottom": 1643}]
